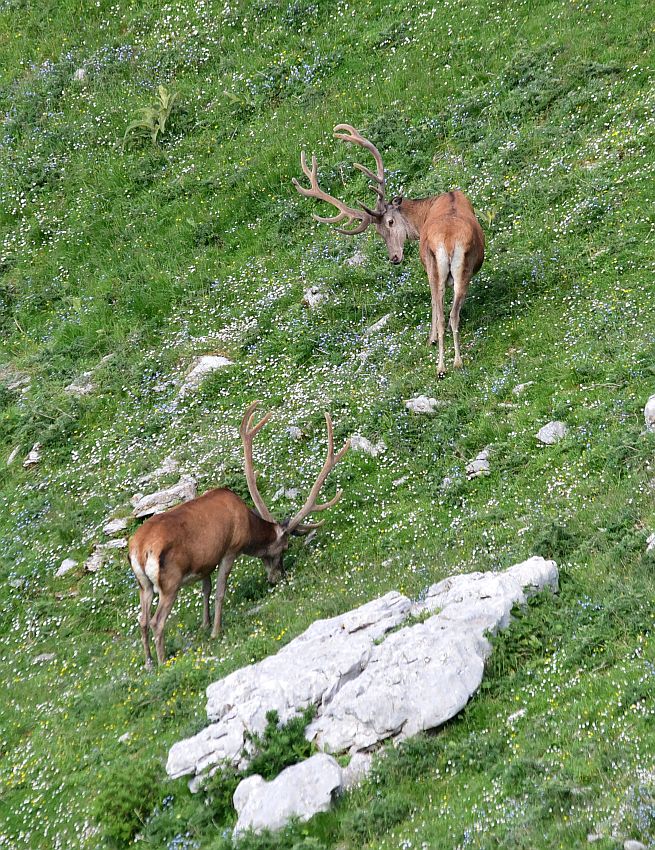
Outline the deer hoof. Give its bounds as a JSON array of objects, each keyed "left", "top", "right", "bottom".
[
  {"left": 437, "top": 369, "right": 446, "bottom": 380},
  {"left": 453, "top": 359, "right": 463, "bottom": 370}
]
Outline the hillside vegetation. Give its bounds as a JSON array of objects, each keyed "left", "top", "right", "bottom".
[{"left": 1, "top": 0, "right": 655, "bottom": 847}]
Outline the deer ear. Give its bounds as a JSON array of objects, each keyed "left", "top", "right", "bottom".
[{"left": 392, "top": 196, "right": 403, "bottom": 207}]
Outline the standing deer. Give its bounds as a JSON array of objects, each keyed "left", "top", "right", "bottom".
[
  {"left": 129, "top": 402, "right": 350, "bottom": 668},
  {"left": 293, "top": 124, "right": 485, "bottom": 376}
]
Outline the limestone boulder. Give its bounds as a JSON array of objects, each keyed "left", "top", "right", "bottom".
[
  {"left": 166, "top": 591, "right": 411, "bottom": 780},
  {"left": 233, "top": 754, "right": 342, "bottom": 835},
  {"left": 131, "top": 475, "right": 197, "bottom": 517}
]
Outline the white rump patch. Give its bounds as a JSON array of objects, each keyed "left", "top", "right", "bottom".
[{"left": 144, "top": 552, "right": 161, "bottom": 595}]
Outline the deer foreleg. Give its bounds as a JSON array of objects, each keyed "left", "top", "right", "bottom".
[
  {"left": 202, "top": 576, "right": 212, "bottom": 628},
  {"left": 211, "top": 555, "right": 236, "bottom": 639}
]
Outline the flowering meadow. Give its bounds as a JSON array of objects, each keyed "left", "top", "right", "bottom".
[{"left": 1, "top": 0, "right": 655, "bottom": 847}]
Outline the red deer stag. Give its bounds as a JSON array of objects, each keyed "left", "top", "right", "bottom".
[
  {"left": 293, "top": 124, "right": 485, "bottom": 376},
  {"left": 129, "top": 402, "right": 350, "bottom": 668}
]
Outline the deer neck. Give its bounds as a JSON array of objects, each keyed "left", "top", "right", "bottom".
[
  {"left": 243, "top": 510, "right": 280, "bottom": 556},
  {"left": 398, "top": 198, "right": 432, "bottom": 239}
]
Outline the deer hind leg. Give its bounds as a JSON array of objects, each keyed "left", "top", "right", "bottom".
[
  {"left": 426, "top": 246, "right": 450, "bottom": 377},
  {"left": 211, "top": 554, "right": 236, "bottom": 639},
  {"left": 202, "top": 576, "right": 212, "bottom": 628},
  {"left": 151, "top": 586, "right": 180, "bottom": 665},
  {"left": 138, "top": 581, "right": 155, "bottom": 670},
  {"left": 449, "top": 244, "right": 469, "bottom": 370}
]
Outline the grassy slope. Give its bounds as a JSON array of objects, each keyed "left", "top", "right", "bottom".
[{"left": 1, "top": 0, "right": 655, "bottom": 847}]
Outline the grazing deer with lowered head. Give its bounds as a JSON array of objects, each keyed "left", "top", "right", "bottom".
[
  {"left": 128, "top": 402, "right": 350, "bottom": 668},
  {"left": 293, "top": 124, "right": 485, "bottom": 376}
]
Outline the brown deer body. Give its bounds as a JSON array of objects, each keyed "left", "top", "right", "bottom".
[
  {"left": 129, "top": 403, "right": 349, "bottom": 668},
  {"left": 293, "top": 125, "right": 485, "bottom": 376}
]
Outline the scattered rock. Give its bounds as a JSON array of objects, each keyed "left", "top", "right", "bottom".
[
  {"left": 0, "top": 364, "right": 30, "bottom": 392},
  {"left": 64, "top": 371, "right": 95, "bottom": 396},
  {"left": 405, "top": 395, "right": 443, "bottom": 414},
  {"left": 85, "top": 549, "right": 105, "bottom": 573},
  {"left": 342, "top": 751, "right": 373, "bottom": 789},
  {"left": 9, "top": 577, "right": 26, "bottom": 589},
  {"left": 466, "top": 448, "right": 490, "bottom": 479},
  {"left": 180, "top": 356, "right": 233, "bottom": 395},
  {"left": 272, "top": 487, "right": 300, "bottom": 502},
  {"left": 131, "top": 475, "right": 197, "bottom": 517},
  {"left": 303, "top": 286, "right": 325, "bottom": 310},
  {"left": 136, "top": 454, "right": 180, "bottom": 486},
  {"left": 23, "top": 443, "right": 41, "bottom": 468},
  {"left": 364, "top": 313, "right": 391, "bottom": 335},
  {"left": 118, "top": 732, "right": 132, "bottom": 744},
  {"left": 33, "top": 653, "right": 56, "bottom": 664},
  {"left": 587, "top": 834, "right": 603, "bottom": 843},
  {"left": 6, "top": 446, "right": 21, "bottom": 466},
  {"left": 536, "top": 421, "right": 568, "bottom": 445},
  {"left": 512, "top": 382, "right": 534, "bottom": 396},
  {"left": 103, "top": 517, "right": 130, "bottom": 536},
  {"left": 85, "top": 540, "right": 128, "bottom": 572},
  {"left": 345, "top": 250, "right": 366, "bottom": 268},
  {"left": 350, "top": 434, "right": 386, "bottom": 457},
  {"left": 287, "top": 426, "right": 303, "bottom": 440},
  {"left": 392, "top": 474, "right": 409, "bottom": 487},
  {"left": 624, "top": 842, "right": 647, "bottom": 850},
  {"left": 233, "top": 754, "right": 342, "bottom": 835},
  {"left": 56, "top": 558, "right": 77, "bottom": 578},
  {"left": 73, "top": 67, "right": 87, "bottom": 81},
  {"left": 645, "top": 394, "right": 655, "bottom": 432},
  {"left": 647, "top": 533, "right": 655, "bottom": 553}
]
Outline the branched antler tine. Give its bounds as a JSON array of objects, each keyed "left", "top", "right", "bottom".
[
  {"left": 336, "top": 219, "right": 371, "bottom": 235},
  {"left": 239, "top": 402, "right": 276, "bottom": 523},
  {"left": 353, "top": 162, "right": 384, "bottom": 185},
  {"left": 333, "top": 123, "right": 385, "bottom": 184},
  {"left": 293, "top": 150, "right": 369, "bottom": 232},
  {"left": 314, "top": 211, "right": 349, "bottom": 224},
  {"left": 285, "top": 414, "right": 350, "bottom": 533}
]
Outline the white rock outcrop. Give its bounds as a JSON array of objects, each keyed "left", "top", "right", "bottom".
[
  {"left": 23, "top": 443, "right": 41, "bottom": 468},
  {"left": 131, "top": 475, "right": 197, "bottom": 517},
  {"left": 56, "top": 558, "right": 77, "bottom": 578},
  {"left": 166, "top": 592, "right": 411, "bottom": 780},
  {"left": 645, "top": 394, "right": 655, "bottom": 432},
  {"left": 465, "top": 448, "right": 490, "bottom": 479},
  {"left": 65, "top": 371, "right": 95, "bottom": 396},
  {"left": 103, "top": 517, "right": 129, "bottom": 536},
  {"left": 405, "top": 395, "right": 442, "bottom": 414},
  {"left": 167, "top": 558, "right": 557, "bottom": 815},
  {"left": 180, "top": 356, "right": 233, "bottom": 395},
  {"left": 536, "top": 421, "right": 568, "bottom": 444},
  {"left": 303, "top": 287, "right": 325, "bottom": 309},
  {"left": 85, "top": 539, "right": 128, "bottom": 572},
  {"left": 350, "top": 435, "right": 386, "bottom": 457},
  {"left": 364, "top": 313, "right": 391, "bottom": 335},
  {"left": 233, "top": 754, "right": 342, "bottom": 835}
]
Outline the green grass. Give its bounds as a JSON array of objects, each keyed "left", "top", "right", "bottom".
[{"left": 1, "top": 0, "right": 655, "bottom": 847}]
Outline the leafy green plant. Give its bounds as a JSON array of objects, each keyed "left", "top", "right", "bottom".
[
  {"left": 122, "top": 85, "right": 179, "bottom": 148},
  {"left": 245, "top": 708, "right": 315, "bottom": 780}
]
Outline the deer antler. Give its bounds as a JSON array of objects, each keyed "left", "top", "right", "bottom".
[
  {"left": 240, "top": 401, "right": 276, "bottom": 523},
  {"left": 285, "top": 413, "right": 350, "bottom": 534},
  {"left": 292, "top": 152, "right": 372, "bottom": 235},
  {"left": 332, "top": 123, "right": 386, "bottom": 207}
]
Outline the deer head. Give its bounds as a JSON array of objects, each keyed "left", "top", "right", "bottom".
[
  {"left": 240, "top": 401, "right": 350, "bottom": 580},
  {"left": 293, "top": 124, "right": 416, "bottom": 263}
]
